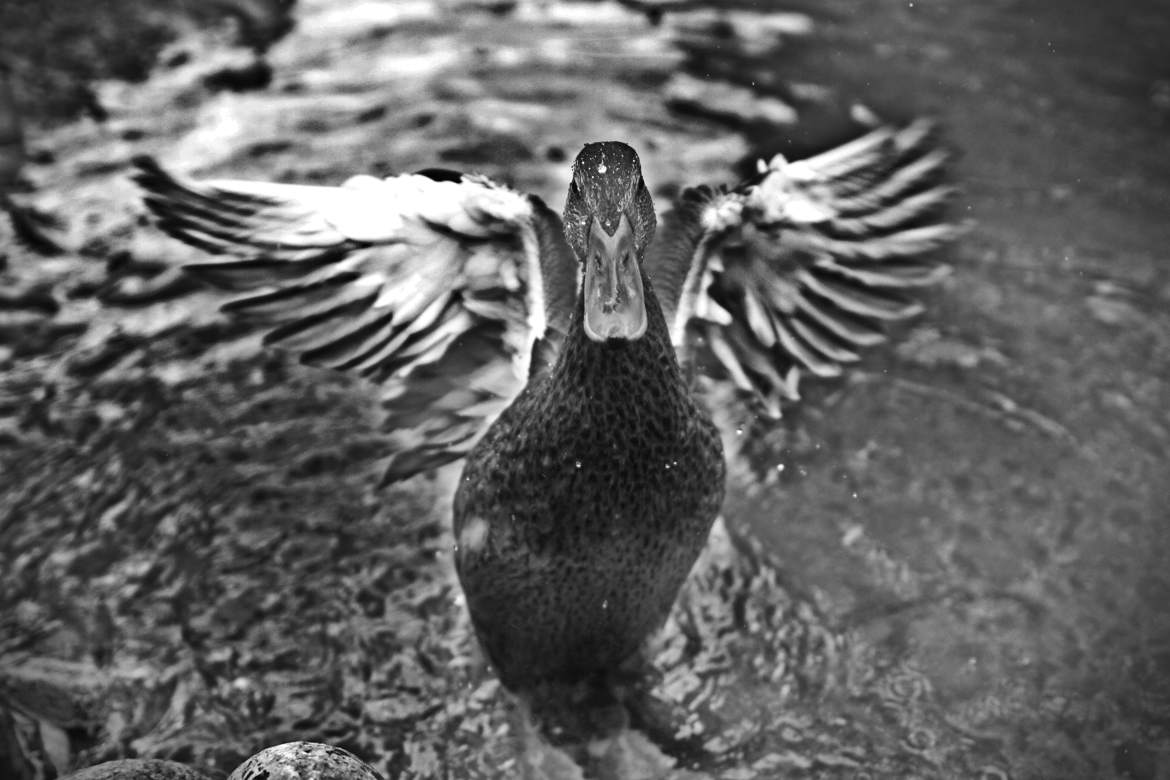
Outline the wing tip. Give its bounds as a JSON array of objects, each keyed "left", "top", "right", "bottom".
[{"left": 129, "top": 154, "right": 177, "bottom": 193}]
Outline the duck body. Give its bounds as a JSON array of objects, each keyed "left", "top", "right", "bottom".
[{"left": 454, "top": 272, "right": 724, "bottom": 688}]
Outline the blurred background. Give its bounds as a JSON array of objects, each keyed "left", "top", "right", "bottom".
[{"left": 1, "top": 1, "right": 1168, "bottom": 778}]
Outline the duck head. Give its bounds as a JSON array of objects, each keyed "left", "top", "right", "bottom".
[{"left": 563, "top": 142, "right": 657, "bottom": 342}]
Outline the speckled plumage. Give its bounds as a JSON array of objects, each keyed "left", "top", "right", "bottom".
[
  {"left": 453, "top": 271, "right": 725, "bottom": 689},
  {"left": 562, "top": 142, "right": 656, "bottom": 261}
]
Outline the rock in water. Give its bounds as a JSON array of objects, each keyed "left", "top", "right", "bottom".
[
  {"left": 228, "top": 742, "right": 384, "bottom": 780},
  {"left": 60, "top": 759, "right": 212, "bottom": 780}
]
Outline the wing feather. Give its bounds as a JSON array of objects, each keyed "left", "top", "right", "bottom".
[
  {"left": 794, "top": 293, "right": 886, "bottom": 348},
  {"left": 133, "top": 158, "right": 575, "bottom": 483},
  {"left": 650, "top": 120, "right": 966, "bottom": 416},
  {"left": 794, "top": 268, "right": 923, "bottom": 320}
]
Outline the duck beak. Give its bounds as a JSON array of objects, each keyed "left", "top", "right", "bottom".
[{"left": 583, "top": 214, "right": 647, "bottom": 342}]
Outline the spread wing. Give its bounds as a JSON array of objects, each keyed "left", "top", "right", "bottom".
[
  {"left": 647, "top": 120, "right": 965, "bottom": 417},
  {"left": 132, "top": 158, "right": 577, "bottom": 483}
]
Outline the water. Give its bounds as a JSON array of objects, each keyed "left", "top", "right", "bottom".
[{"left": 1, "top": 1, "right": 1168, "bottom": 778}]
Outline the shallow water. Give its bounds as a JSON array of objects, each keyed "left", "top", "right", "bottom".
[
  {"left": 1, "top": 1, "right": 1168, "bottom": 778},
  {"left": 733, "top": 1, "right": 1170, "bottom": 776}
]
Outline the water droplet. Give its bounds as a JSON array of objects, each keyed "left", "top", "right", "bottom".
[
  {"left": 597, "top": 163, "right": 607, "bottom": 174},
  {"left": 602, "top": 599, "right": 609, "bottom": 610},
  {"left": 574, "top": 460, "right": 582, "bottom": 469},
  {"left": 775, "top": 463, "right": 785, "bottom": 472},
  {"left": 735, "top": 426, "right": 744, "bottom": 436}
]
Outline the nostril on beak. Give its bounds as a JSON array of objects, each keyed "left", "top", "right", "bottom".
[{"left": 602, "top": 286, "right": 624, "bottom": 312}]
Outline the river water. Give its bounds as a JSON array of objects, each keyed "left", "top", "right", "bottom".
[{"left": 1, "top": 1, "right": 1168, "bottom": 778}]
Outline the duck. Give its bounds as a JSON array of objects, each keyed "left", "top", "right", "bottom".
[{"left": 131, "top": 120, "right": 959, "bottom": 742}]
